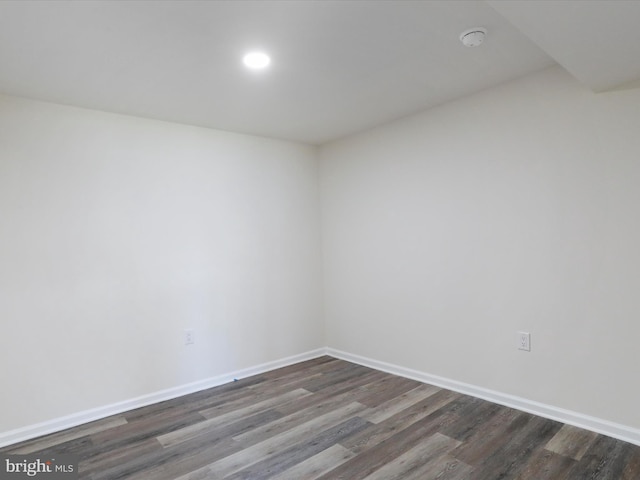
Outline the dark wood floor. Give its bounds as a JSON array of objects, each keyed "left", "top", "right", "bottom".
[{"left": 3, "top": 356, "right": 640, "bottom": 479}]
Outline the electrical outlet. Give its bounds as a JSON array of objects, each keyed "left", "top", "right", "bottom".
[
  {"left": 184, "top": 329, "right": 195, "bottom": 346},
  {"left": 518, "top": 331, "right": 531, "bottom": 351}
]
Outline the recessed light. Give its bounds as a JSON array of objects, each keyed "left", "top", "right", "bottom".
[{"left": 243, "top": 51, "right": 271, "bottom": 70}]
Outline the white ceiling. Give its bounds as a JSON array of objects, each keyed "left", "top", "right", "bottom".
[
  {"left": 488, "top": 0, "right": 640, "bottom": 93},
  {"left": 0, "top": 1, "right": 637, "bottom": 145}
]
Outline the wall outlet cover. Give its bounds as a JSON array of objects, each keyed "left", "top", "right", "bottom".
[{"left": 518, "top": 331, "right": 531, "bottom": 351}]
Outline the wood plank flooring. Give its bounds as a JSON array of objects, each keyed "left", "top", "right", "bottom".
[{"left": 2, "top": 356, "right": 640, "bottom": 479}]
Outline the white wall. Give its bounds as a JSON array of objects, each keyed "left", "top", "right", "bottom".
[
  {"left": 4, "top": 64, "right": 640, "bottom": 440},
  {"left": 320, "top": 66, "right": 640, "bottom": 430},
  {"left": 0, "top": 95, "right": 323, "bottom": 432}
]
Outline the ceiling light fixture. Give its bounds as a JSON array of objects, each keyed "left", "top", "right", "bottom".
[
  {"left": 243, "top": 51, "right": 271, "bottom": 70},
  {"left": 460, "top": 28, "right": 487, "bottom": 47}
]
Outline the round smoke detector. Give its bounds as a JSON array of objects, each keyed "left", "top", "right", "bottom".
[{"left": 460, "top": 28, "right": 487, "bottom": 47}]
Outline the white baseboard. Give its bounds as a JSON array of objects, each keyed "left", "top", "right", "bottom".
[
  {"left": 4, "top": 346, "right": 639, "bottom": 449},
  {"left": 0, "top": 348, "right": 327, "bottom": 449},
  {"left": 326, "top": 348, "right": 640, "bottom": 447}
]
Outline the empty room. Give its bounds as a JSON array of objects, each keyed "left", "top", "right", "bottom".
[{"left": 1, "top": 0, "right": 640, "bottom": 478}]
